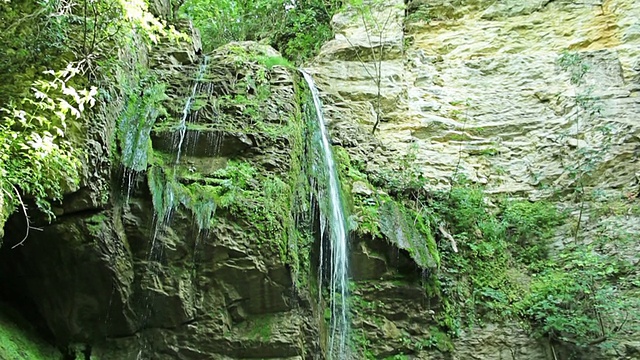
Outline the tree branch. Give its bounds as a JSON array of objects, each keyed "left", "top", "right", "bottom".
[{"left": 2, "top": 185, "right": 43, "bottom": 249}]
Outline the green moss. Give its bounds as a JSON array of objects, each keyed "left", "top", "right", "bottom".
[
  {"left": 86, "top": 213, "right": 108, "bottom": 236},
  {"left": 246, "top": 314, "right": 274, "bottom": 341},
  {"left": 148, "top": 165, "right": 218, "bottom": 231},
  {"left": 182, "top": 183, "right": 219, "bottom": 231},
  {"left": 331, "top": 146, "right": 382, "bottom": 237},
  {"left": 118, "top": 76, "right": 168, "bottom": 172},
  {"left": 378, "top": 200, "right": 439, "bottom": 269},
  {"left": 424, "top": 326, "right": 454, "bottom": 352},
  {"left": 0, "top": 307, "right": 62, "bottom": 360}
]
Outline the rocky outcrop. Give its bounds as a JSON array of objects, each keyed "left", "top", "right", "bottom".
[
  {"left": 0, "top": 37, "right": 319, "bottom": 359},
  {"left": 313, "top": 0, "right": 640, "bottom": 195},
  {"left": 1, "top": 0, "right": 638, "bottom": 359},
  {"left": 309, "top": 0, "right": 640, "bottom": 358}
]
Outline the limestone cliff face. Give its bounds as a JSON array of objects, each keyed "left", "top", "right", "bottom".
[
  {"left": 312, "top": 0, "right": 639, "bottom": 194},
  {"left": 309, "top": 0, "right": 640, "bottom": 358}
]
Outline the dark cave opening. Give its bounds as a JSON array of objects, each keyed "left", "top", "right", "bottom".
[{"left": 0, "top": 210, "right": 59, "bottom": 348}]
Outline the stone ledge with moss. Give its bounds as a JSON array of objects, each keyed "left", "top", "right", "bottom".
[{"left": 0, "top": 40, "right": 319, "bottom": 359}]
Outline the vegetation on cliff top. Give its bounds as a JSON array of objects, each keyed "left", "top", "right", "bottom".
[{"left": 180, "top": 0, "right": 341, "bottom": 62}]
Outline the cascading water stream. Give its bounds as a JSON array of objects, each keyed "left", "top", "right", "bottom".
[
  {"left": 135, "top": 56, "right": 212, "bottom": 359},
  {"left": 301, "top": 71, "right": 351, "bottom": 359},
  {"left": 175, "top": 55, "right": 209, "bottom": 165}
]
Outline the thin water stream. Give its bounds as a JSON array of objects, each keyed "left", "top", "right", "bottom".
[
  {"left": 140, "top": 58, "right": 212, "bottom": 354},
  {"left": 301, "top": 71, "right": 351, "bottom": 359},
  {"left": 175, "top": 56, "right": 209, "bottom": 164}
]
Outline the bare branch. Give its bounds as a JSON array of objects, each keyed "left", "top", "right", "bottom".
[
  {"left": 2, "top": 185, "right": 43, "bottom": 249},
  {"left": 438, "top": 224, "right": 458, "bottom": 253}
]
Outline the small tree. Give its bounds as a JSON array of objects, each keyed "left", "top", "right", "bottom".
[
  {"left": 556, "top": 51, "right": 608, "bottom": 242},
  {"left": 343, "top": 0, "right": 402, "bottom": 134}
]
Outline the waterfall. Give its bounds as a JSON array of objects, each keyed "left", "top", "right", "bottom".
[
  {"left": 301, "top": 71, "right": 351, "bottom": 359},
  {"left": 136, "top": 56, "right": 213, "bottom": 359},
  {"left": 175, "top": 55, "right": 209, "bottom": 164}
]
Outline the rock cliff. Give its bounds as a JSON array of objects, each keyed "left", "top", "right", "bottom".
[
  {"left": 0, "top": 0, "right": 639, "bottom": 359},
  {"left": 0, "top": 38, "right": 320, "bottom": 359},
  {"left": 309, "top": 0, "right": 640, "bottom": 358}
]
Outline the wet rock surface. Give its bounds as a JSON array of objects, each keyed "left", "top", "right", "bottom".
[
  {"left": 0, "top": 40, "right": 319, "bottom": 359},
  {"left": 310, "top": 0, "right": 640, "bottom": 358}
]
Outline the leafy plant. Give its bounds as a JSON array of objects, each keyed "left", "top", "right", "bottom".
[
  {"left": 518, "top": 245, "right": 639, "bottom": 348},
  {"left": 343, "top": 0, "right": 405, "bottom": 134},
  {"left": 502, "top": 200, "right": 562, "bottom": 266},
  {"left": 1, "top": 65, "right": 96, "bottom": 222},
  {"left": 179, "top": 0, "right": 340, "bottom": 63},
  {"left": 556, "top": 51, "right": 609, "bottom": 242}
]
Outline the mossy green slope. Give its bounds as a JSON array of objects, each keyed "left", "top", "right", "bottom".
[{"left": 0, "top": 307, "right": 62, "bottom": 360}]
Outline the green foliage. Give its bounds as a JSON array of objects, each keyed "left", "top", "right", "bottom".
[
  {"left": 0, "top": 306, "right": 62, "bottom": 359},
  {"left": 0, "top": 0, "right": 188, "bottom": 225},
  {"left": 334, "top": 142, "right": 569, "bottom": 342},
  {"left": 257, "top": 55, "right": 295, "bottom": 69},
  {"left": 0, "top": 66, "right": 95, "bottom": 219},
  {"left": 518, "top": 244, "right": 640, "bottom": 348},
  {"left": 502, "top": 200, "right": 562, "bottom": 266},
  {"left": 337, "top": 147, "right": 554, "bottom": 329},
  {"left": 180, "top": 0, "right": 340, "bottom": 62},
  {"left": 417, "top": 181, "right": 563, "bottom": 334},
  {"left": 352, "top": 329, "right": 376, "bottom": 359},
  {"left": 558, "top": 51, "right": 590, "bottom": 86},
  {"left": 0, "top": 0, "right": 180, "bottom": 103},
  {"left": 422, "top": 326, "right": 454, "bottom": 352},
  {"left": 0, "top": 0, "right": 69, "bottom": 105}
]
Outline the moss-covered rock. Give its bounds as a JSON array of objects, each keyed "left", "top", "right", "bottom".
[
  {"left": 0, "top": 306, "right": 62, "bottom": 360},
  {"left": 0, "top": 37, "right": 320, "bottom": 360}
]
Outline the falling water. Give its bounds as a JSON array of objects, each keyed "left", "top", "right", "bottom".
[
  {"left": 301, "top": 71, "right": 350, "bottom": 359},
  {"left": 132, "top": 56, "right": 213, "bottom": 359},
  {"left": 175, "top": 56, "right": 209, "bottom": 164}
]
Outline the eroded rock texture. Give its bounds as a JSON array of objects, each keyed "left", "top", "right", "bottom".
[
  {"left": 0, "top": 40, "right": 319, "bottom": 359},
  {"left": 312, "top": 0, "right": 639, "bottom": 195},
  {"left": 309, "top": 0, "right": 640, "bottom": 358}
]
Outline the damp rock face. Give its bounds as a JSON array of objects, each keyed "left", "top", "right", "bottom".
[
  {"left": 1, "top": 1, "right": 639, "bottom": 359},
  {"left": 0, "top": 40, "right": 319, "bottom": 359},
  {"left": 309, "top": 0, "right": 640, "bottom": 358}
]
